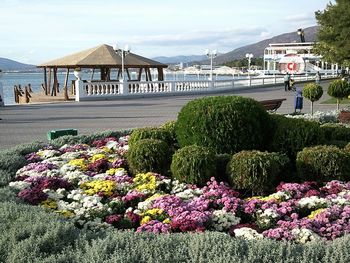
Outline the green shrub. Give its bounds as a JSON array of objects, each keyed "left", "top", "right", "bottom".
[
  {"left": 226, "top": 150, "right": 290, "bottom": 194},
  {"left": 160, "top": 120, "right": 178, "bottom": 147},
  {"left": 268, "top": 114, "right": 325, "bottom": 159},
  {"left": 327, "top": 79, "right": 350, "bottom": 110},
  {"left": 324, "top": 140, "right": 348, "bottom": 148},
  {"left": 128, "top": 127, "right": 172, "bottom": 148},
  {"left": 127, "top": 139, "right": 171, "bottom": 175},
  {"left": 215, "top": 153, "right": 231, "bottom": 182},
  {"left": 175, "top": 96, "right": 271, "bottom": 154},
  {"left": 296, "top": 145, "right": 350, "bottom": 182},
  {"left": 320, "top": 123, "right": 350, "bottom": 142},
  {"left": 170, "top": 145, "right": 216, "bottom": 185},
  {"left": 302, "top": 83, "right": 323, "bottom": 115}
]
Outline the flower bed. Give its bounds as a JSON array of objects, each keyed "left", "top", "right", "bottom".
[{"left": 8, "top": 136, "right": 350, "bottom": 244}]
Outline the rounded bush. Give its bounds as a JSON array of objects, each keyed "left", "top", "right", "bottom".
[
  {"left": 175, "top": 96, "right": 271, "bottom": 154},
  {"left": 127, "top": 139, "right": 171, "bottom": 175},
  {"left": 160, "top": 120, "right": 178, "bottom": 148},
  {"left": 170, "top": 145, "right": 216, "bottom": 185},
  {"left": 268, "top": 114, "right": 325, "bottom": 158},
  {"left": 296, "top": 145, "right": 350, "bottom": 183},
  {"left": 303, "top": 83, "right": 323, "bottom": 102},
  {"left": 227, "top": 150, "right": 289, "bottom": 194},
  {"left": 320, "top": 123, "right": 350, "bottom": 142},
  {"left": 327, "top": 79, "right": 350, "bottom": 99},
  {"left": 128, "top": 127, "right": 172, "bottom": 147}
]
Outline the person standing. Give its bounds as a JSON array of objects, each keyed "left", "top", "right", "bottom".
[
  {"left": 284, "top": 73, "right": 291, "bottom": 91},
  {"left": 315, "top": 71, "right": 321, "bottom": 84}
]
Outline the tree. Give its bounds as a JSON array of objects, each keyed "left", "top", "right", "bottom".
[
  {"left": 315, "top": 0, "right": 350, "bottom": 65},
  {"left": 327, "top": 79, "right": 350, "bottom": 110},
  {"left": 303, "top": 83, "right": 323, "bottom": 115}
]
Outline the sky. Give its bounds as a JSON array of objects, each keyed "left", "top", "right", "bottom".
[{"left": 0, "top": 0, "right": 333, "bottom": 65}]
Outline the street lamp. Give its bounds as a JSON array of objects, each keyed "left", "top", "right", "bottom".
[
  {"left": 297, "top": 28, "right": 305, "bottom": 43},
  {"left": 205, "top": 49, "right": 217, "bottom": 81},
  {"left": 245, "top": 53, "right": 254, "bottom": 73},
  {"left": 114, "top": 44, "right": 131, "bottom": 81}
]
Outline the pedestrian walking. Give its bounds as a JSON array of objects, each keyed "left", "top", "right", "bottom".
[{"left": 284, "top": 73, "right": 291, "bottom": 91}]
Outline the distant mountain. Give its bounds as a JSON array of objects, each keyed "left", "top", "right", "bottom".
[
  {"left": 207, "top": 26, "right": 319, "bottom": 65},
  {"left": 152, "top": 55, "right": 207, "bottom": 65},
  {"left": 0, "top": 57, "right": 36, "bottom": 71},
  {"left": 155, "top": 26, "right": 319, "bottom": 66}
]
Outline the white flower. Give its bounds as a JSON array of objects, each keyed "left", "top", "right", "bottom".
[
  {"left": 211, "top": 210, "right": 240, "bottom": 231},
  {"left": 105, "top": 140, "right": 119, "bottom": 150},
  {"left": 291, "top": 228, "right": 320, "bottom": 243},
  {"left": 176, "top": 188, "right": 203, "bottom": 200},
  {"left": 9, "top": 181, "right": 31, "bottom": 190},
  {"left": 234, "top": 227, "right": 264, "bottom": 240},
  {"left": 298, "top": 196, "right": 329, "bottom": 209},
  {"left": 43, "top": 188, "right": 66, "bottom": 200}
]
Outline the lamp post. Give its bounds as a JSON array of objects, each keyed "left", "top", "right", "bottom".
[
  {"left": 325, "top": 62, "right": 328, "bottom": 75},
  {"left": 245, "top": 53, "right": 254, "bottom": 74},
  {"left": 114, "top": 44, "right": 131, "bottom": 81},
  {"left": 205, "top": 49, "right": 217, "bottom": 81},
  {"left": 297, "top": 28, "right": 305, "bottom": 43}
]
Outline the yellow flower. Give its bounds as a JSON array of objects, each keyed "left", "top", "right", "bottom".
[
  {"left": 68, "top": 158, "right": 87, "bottom": 171},
  {"left": 41, "top": 199, "right": 57, "bottom": 209},
  {"left": 80, "top": 180, "right": 117, "bottom": 196},
  {"left": 308, "top": 208, "right": 326, "bottom": 219},
  {"left": 145, "top": 208, "right": 164, "bottom": 217},
  {"left": 163, "top": 218, "right": 171, "bottom": 224},
  {"left": 133, "top": 172, "right": 157, "bottom": 192},
  {"left": 140, "top": 215, "right": 152, "bottom": 225},
  {"left": 106, "top": 168, "right": 116, "bottom": 175},
  {"left": 56, "top": 210, "right": 75, "bottom": 218},
  {"left": 91, "top": 153, "right": 107, "bottom": 163}
]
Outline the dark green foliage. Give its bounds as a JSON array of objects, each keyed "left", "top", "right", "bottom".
[
  {"left": 175, "top": 96, "right": 271, "bottom": 154},
  {"left": 320, "top": 123, "right": 350, "bottom": 142},
  {"left": 324, "top": 140, "right": 349, "bottom": 148},
  {"left": 227, "top": 150, "right": 290, "bottom": 194},
  {"left": 170, "top": 145, "right": 216, "bottom": 185},
  {"left": 296, "top": 145, "right": 350, "bottom": 182},
  {"left": 268, "top": 114, "right": 325, "bottom": 159},
  {"left": 315, "top": 0, "right": 350, "bottom": 64},
  {"left": 128, "top": 127, "right": 173, "bottom": 148},
  {"left": 127, "top": 139, "right": 171, "bottom": 175},
  {"left": 215, "top": 153, "right": 231, "bottom": 182}
]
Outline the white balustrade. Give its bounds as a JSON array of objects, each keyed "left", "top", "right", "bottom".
[{"left": 74, "top": 74, "right": 338, "bottom": 101}]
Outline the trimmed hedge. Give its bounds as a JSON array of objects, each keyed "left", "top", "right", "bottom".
[
  {"left": 320, "top": 123, "right": 350, "bottom": 142},
  {"left": 227, "top": 150, "right": 289, "bottom": 194},
  {"left": 268, "top": 114, "right": 325, "bottom": 158},
  {"left": 296, "top": 145, "right": 350, "bottom": 183},
  {"left": 127, "top": 139, "right": 171, "bottom": 175},
  {"left": 128, "top": 127, "right": 173, "bottom": 148},
  {"left": 170, "top": 145, "right": 216, "bottom": 185},
  {"left": 175, "top": 96, "right": 271, "bottom": 154}
]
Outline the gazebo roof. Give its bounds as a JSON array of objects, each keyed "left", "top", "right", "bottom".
[{"left": 38, "top": 44, "right": 167, "bottom": 68}]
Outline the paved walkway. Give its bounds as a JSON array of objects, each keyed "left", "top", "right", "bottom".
[{"left": 0, "top": 80, "right": 339, "bottom": 150}]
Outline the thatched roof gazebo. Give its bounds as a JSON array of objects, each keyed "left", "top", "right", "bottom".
[{"left": 37, "top": 44, "right": 168, "bottom": 99}]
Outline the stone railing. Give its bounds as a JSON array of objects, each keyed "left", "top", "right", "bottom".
[{"left": 75, "top": 74, "right": 338, "bottom": 101}]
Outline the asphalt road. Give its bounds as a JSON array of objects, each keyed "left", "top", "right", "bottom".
[{"left": 0, "top": 81, "right": 336, "bottom": 150}]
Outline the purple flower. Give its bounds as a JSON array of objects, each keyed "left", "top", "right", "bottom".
[
  {"left": 136, "top": 220, "right": 171, "bottom": 234},
  {"left": 18, "top": 187, "right": 48, "bottom": 205}
]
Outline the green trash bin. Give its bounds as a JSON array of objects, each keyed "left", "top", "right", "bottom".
[{"left": 47, "top": 129, "right": 78, "bottom": 140}]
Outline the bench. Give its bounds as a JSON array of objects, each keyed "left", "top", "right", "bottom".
[
  {"left": 47, "top": 129, "right": 78, "bottom": 140},
  {"left": 258, "top": 98, "right": 286, "bottom": 112}
]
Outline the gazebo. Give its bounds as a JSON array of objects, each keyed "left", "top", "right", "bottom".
[{"left": 37, "top": 44, "right": 168, "bottom": 99}]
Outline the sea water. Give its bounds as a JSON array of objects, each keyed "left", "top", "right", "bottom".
[{"left": 0, "top": 71, "right": 237, "bottom": 105}]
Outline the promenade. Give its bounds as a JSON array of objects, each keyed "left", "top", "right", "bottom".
[{"left": 0, "top": 80, "right": 338, "bottom": 150}]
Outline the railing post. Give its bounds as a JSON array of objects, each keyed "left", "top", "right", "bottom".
[
  {"left": 274, "top": 75, "right": 276, "bottom": 84},
  {"left": 75, "top": 79, "right": 85, "bottom": 102},
  {"left": 169, "top": 81, "right": 174, "bottom": 93},
  {"left": 249, "top": 76, "right": 252, "bottom": 86},
  {"left": 119, "top": 79, "right": 129, "bottom": 95},
  {"left": 210, "top": 80, "right": 215, "bottom": 90}
]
